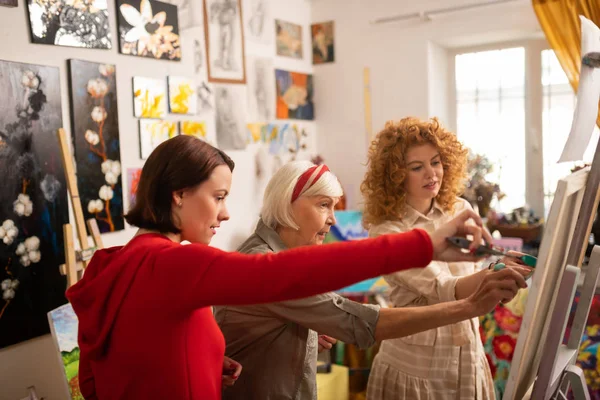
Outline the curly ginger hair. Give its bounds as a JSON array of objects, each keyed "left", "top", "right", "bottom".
[{"left": 361, "top": 117, "right": 468, "bottom": 227}]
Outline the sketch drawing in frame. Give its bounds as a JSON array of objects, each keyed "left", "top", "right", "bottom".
[{"left": 203, "top": 0, "right": 247, "bottom": 84}]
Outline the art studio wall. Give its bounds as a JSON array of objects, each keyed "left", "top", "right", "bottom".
[
  {"left": 311, "top": 0, "right": 541, "bottom": 209},
  {"left": 0, "top": 0, "right": 315, "bottom": 398}
]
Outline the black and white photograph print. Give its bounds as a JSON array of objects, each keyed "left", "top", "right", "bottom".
[
  {"left": 26, "top": 0, "right": 112, "bottom": 48},
  {"left": 204, "top": 0, "right": 246, "bottom": 84}
]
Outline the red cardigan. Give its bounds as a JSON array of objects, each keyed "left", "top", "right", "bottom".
[{"left": 66, "top": 231, "right": 432, "bottom": 400}]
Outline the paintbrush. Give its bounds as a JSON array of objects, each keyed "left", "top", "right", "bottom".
[
  {"left": 446, "top": 237, "right": 537, "bottom": 267},
  {"left": 582, "top": 52, "right": 600, "bottom": 68}
]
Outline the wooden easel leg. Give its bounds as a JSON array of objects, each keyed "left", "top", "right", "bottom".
[
  {"left": 87, "top": 218, "right": 104, "bottom": 249},
  {"left": 63, "top": 224, "right": 78, "bottom": 289}
]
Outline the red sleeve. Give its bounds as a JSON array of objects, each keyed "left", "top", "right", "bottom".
[
  {"left": 78, "top": 341, "right": 98, "bottom": 400},
  {"left": 154, "top": 228, "right": 433, "bottom": 309}
]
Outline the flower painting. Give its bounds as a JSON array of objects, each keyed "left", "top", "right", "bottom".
[
  {"left": 26, "top": 0, "right": 112, "bottom": 49},
  {"left": 180, "top": 121, "right": 207, "bottom": 139},
  {"left": 0, "top": 60, "right": 69, "bottom": 348},
  {"left": 139, "top": 119, "right": 179, "bottom": 159},
  {"left": 133, "top": 77, "right": 166, "bottom": 118},
  {"left": 275, "top": 69, "right": 314, "bottom": 120},
  {"left": 168, "top": 76, "right": 196, "bottom": 115},
  {"left": 117, "top": 0, "right": 181, "bottom": 61},
  {"left": 68, "top": 60, "right": 124, "bottom": 234}
]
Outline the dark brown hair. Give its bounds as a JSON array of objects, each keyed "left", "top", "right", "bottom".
[{"left": 125, "top": 135, "right": 234, "bottom": 233}]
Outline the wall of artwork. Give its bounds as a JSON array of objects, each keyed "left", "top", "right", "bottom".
[{"left": 0, "top": 0, "right": 317, "bottom": 398}]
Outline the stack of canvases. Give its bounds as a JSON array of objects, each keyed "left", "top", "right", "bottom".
[{"left": 0, "top": 0, "right": 334, "bottom": 397}]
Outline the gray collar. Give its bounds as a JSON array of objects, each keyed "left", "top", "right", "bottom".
[{"left": 255, "top": 219, "right": 288, "bottom": 252}]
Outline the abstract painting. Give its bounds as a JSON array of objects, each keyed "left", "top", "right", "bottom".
[
  {"left": 275, "top": 19, "right": 302, "bottom": 59},
  {"left": 68, "top": 60, "right": 124, "bottom": 234},
  {"left": 133, "top": 77, "right": 166, "bottom": 118},
  {"left": 139, "top": 119, "right": 179, "bottom": 159},
  {"left": 215, "top": 84, "right": 247, "bottom": 150},
  {"left": 243, "top": 0, "right": 271, "bottom": 44},
  {"left": 0, "top": 60, "right": 68, "bottom": 348},
  {"left": 26, "top": 0, "right": 112, "bottom": 48},
  {"left": 126, "top": 168, "right": 142, "bottom": 208},
  {"left": 275, "top": 69, "right": 314, "bottom": 120},
  {"left": 0, "top": 0, "right": 17, "bottom": 7},
  {"left": 168, "top": 76, "right": 196, "bottom": 115},
  {"left": 48, "top": 303, "right": 83, "bottom": 400},
  {"left": 180, "top": 121, "right": 206, "bottom": 139},
  {"left": 311, "top": 21, "right": 334, "bottom": 64},
  {"left": 246, "top": 55, "right": 274, "bottom": 122},
  {"left": 117, "top": 0, "right": 181, "bottom": 61},
  {"left": 204, "top": 0, "right": 246, "bottom": 83}
]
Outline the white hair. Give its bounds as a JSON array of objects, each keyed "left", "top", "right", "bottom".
[{"left": 261, "top": 161, "right": 343, "bottom": 230}]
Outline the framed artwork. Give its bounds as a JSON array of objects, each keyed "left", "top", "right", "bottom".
[
  {"left": 246, "top": 55, "right": 274, "bottom": 121},
  {"left": 275, "top": 19, "right": 302, "bottom": 59},
  {"left": 168, "top": 76, "right": 196, "bottom": 114},
  {"left": 214, "top": 84, "right": 247, "bottom": 150},
  {"left": 48, "top": 304, "right": 81, "bottom": 400},
  {"left": 126, "top": 168, "right": 142, "bottom": 207},
  {"left": 275, "top": 69, "right": 314, "bottom": 120},
  {"left": 133, "top": 77, "right": 166, "bottom": 118},
  {"left": 203, "top": 0, "right": 247, "bottom": 84},
  {"left": 0, "top": 0, "right": 17, "bottom": 7},
  {"left": 117, "top": 0, "right": 181, "bottom": 61},
  {"left": 311, "top": 21, "right": 334, "bottom": 64},
  {"left": 0, "top": 60, "right": 68, "bottom": 348},
  {"left": 138, "top": 119, "right": 179, "bottom": 159},
  {"left": 243, "top": 0, "right": 271, "bottom": 44},
  {"left": 68, "top": 60, "right": 124, "bottom": 234},
  {"left": 26, "top": 0, "right": 111, "bottom": 48}
]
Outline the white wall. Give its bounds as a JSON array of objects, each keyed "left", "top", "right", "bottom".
[
  {"left": 0, "top": 0, "right": 314, "bottom": 398},
  {"left": 311, "top": 0, "right": 542, "bottom": 209}
]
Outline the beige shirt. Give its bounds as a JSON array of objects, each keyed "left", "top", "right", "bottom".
[
  {"left": 366, "top": 198, "right": 495, "bottom": 400},
  {"left": 214, "top": 219, "right": 380, "bottom": 400}
]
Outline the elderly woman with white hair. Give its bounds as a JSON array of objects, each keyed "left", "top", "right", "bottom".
[{"left": 214, "top": 161, "right": 525, "bottom": 400}]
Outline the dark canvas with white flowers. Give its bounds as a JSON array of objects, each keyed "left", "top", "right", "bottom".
[
  {"left": 117, "top": 0, "right": 181, "bottom": 61},
  {"left": 26, "top": 0, "right": 112, "bottom": 49},
  {"left": 0, "top": 60, "right": 69, "bottom": 349},
  {"left": 68, "top": 60, "right": 124, "bottom": 234}
]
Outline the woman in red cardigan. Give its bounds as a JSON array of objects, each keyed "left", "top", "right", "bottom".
[{"left": 66, "top": 135, "right": 526, "bottom": 400}]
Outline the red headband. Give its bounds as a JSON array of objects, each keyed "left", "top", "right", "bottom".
[{"left": 291, "top": 164, "right": 330, "bottom": 203}]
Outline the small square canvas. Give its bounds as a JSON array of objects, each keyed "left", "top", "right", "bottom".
[
  {"left": 168, "top": 76, "right": 196, "bottom": 115},
  {"left": 126, "top": 168, "right": 142, "bottom": 207},
  {"left": 133, "top": 77, "right": 166, "bottom": 118},
  {"left": 275, "top": 69, "right": 314, "bottom": 120},
  {"left": 180, "top": 121, "right": 207, "bottom": 139},
  {"left": 311, "top": 21, "right": 334, "bottom": 64},
  {"left": 275, "top": 19, "right": 302, "bottom": 59},
  {"left": 139, "top": 119, "right": 179, "bottom": 159},
  {"left": 48, "top": 303, "right": 82, "bottom": 400},
  {"left": 26, "top": 0, "right": 112, "bottom": 48},
  {"left": 117, "top": 0, "right": 181, "bottom": 61}
]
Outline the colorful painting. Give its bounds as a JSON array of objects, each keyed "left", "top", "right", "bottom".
[
  {"left": 0, "top": 0, "right": 17, "bottom": 7},
  {"left": 68, "top": 60, "right": 124, "bottom": 234},
  {"left": 133, "top": 77, "right": 166, "bottom": 118},
  {"left": 0, "top": 60, "right": 69, "bottom": 348},
  {"left": 117, "top": 0, "right": 181, "bottom": 61},
  {"left": 139, "top": 119, "right": 179, "bottom": 159},
  {"left": 215, "top": 84, "right": 247, "bottom": 150},
  {"left": 126, "top": 168, "right": 142, "bottom": 207},
  {"left": 48, "top": 303, "right": 82, "bottom": 400},
  {"left": 311, "top": 21, "right": 334, "bottom": 64},
  {"left": 243, "top": 0, "right": 271, "bottom": 44},
  {"left": 275, "top": 19, "right": 302, "bottom": 59},
  {"left": 275, "top": 69, "right": 314, "bottom": 120},
  {"left": 246, "top": 55, "right": 274, "bottom": 122},
  {"left": 180, "top": 121, "right": 207, "bottom": 139},
  {"left": 26, "top": 0, "right": 111, "bottom": 48},
  {"left": 168, "top": 76, "right": 196, "bottom": 115},
  {"left": 204, "top": 0, "right": 247, "bottom": 83}
]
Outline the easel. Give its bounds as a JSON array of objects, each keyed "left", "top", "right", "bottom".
[{"left": 56, "top": 128, "right": 104, "bottom": 287}]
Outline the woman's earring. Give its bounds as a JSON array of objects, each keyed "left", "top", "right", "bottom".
[{"left": 178, "top": 202, "right": 183, "bottom": 207}]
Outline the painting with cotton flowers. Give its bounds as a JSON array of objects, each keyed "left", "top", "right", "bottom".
[
  {"left": 68, "top": 60, "right": 124, "bottom": 233},
  {"left": 0, "top": 60, "right": 69, "bottom": 348},
  {"left": 117, "top": 0, "right": 181, "bottom": 61}
]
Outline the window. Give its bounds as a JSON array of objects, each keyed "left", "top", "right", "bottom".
[
  {"left": 454, "top": 44, "right": 599, "bottom": 216},
  {"left": 455, "top": 47, "right": 526, "bottom": 212}
]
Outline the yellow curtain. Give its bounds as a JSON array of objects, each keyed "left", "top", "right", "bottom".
[{"left": 532, "top": 0, "right": 600, "bottom": 127}]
